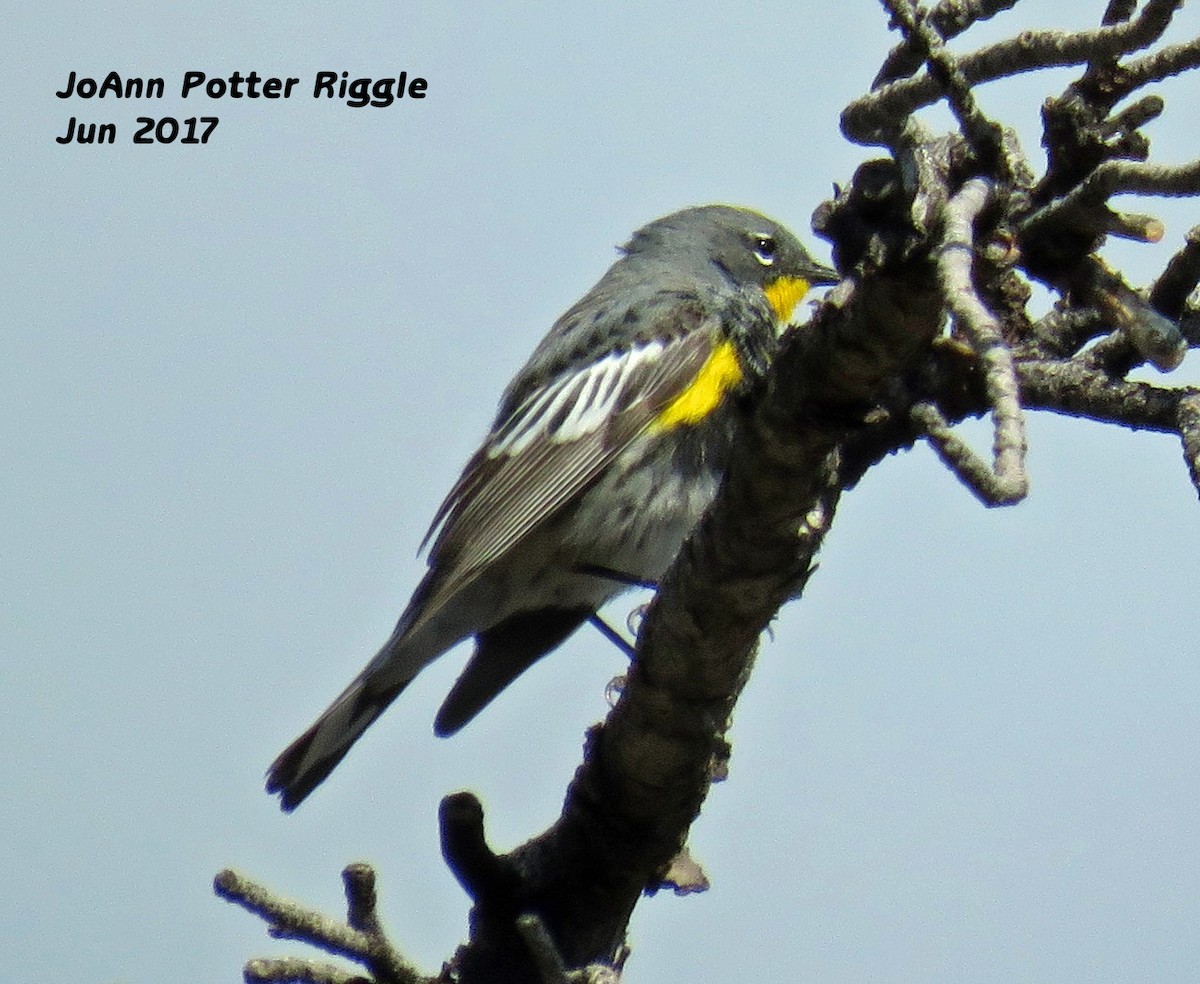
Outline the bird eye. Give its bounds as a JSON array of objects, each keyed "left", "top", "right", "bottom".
[{"left": 753, "top": 235, "right": 777, "bottom": 266}]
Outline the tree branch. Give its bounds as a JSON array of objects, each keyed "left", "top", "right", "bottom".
[
  {"left": 215, "top": 867, "right": 424, "bottom": 984},
  {"left": 917, "top": 176, "right": 1029, "bottom": 504},
  {"left": 874, "top": 0, "right": 1021, "bottom": 87},
  {"left": 843, "top": 0, "right": 1184, "bottom": 145}
]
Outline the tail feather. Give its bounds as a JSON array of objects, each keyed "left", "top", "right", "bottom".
[
  {"left": 268, "top": 585, "right": 450, "bottom": 810},
  {"left": 268, "top": 597, "right": 596, "bottom": 807},
  {"left": 266, "top": 674, "right": 409, "bottom": 811},
  {"left": 434, "top": 606, "right": 591, "bottom": 736}
]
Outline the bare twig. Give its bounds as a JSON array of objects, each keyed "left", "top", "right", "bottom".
[
  {"left": 1105, "top": 96, "right": 1164, "bottom": 143},
  {"left": 1100, "top": 0, "right": 1137, "bottom": 25},
  {"left": 1112, "top": 34, "right": 1200, "bottom": 101},
  {"left": 243, "top": 956, "right": 362, "bottom": 984},
  {"left": 1023, "top": 304, "right": 1108, "bottom": 359},
  {"left": 1077, "top": 259, "right": 1188, "bottom": 373},
  {"left": 515, "top": 915, "right": 573, "bottom": 984},
  {"left": 1017, "top": 360, "right": 1188, "bottom": 431},
  {"left": 881, "top": 0, "right": 1006, "bottom": 167},
  {"left": 844, "top": 0, "right": 1184, "bottom": 145},
  {"left": 918, "top": 177, "right": 1028, "bottom": 504},
  {"left": 438, "top": 791, "right": 520, "bottom": 905},
  {"left": 1177, "top": 392, "right": 1200, "bottom": 497},
  {"left": 1150, "top": 226, "right": 1200, "bottom": 319},
  {"left": 1036, "top": 158, "right": 1200, "bottom": 220},
  {"left": 514, "top": 916, "right": 625, "bottom": 984},
  {"left": 1084, "top": 0, "right": 1138, "bottom": 81},
  {"left": 215, "top": 870, "right": 371, "bottom": 960},
  {"left": 874, "top": 0, "right": 1020, "bottom": 86},
  {"left": 1104, "top": 211, "right": 1164, "bottom": 243},
  {"left": 214, "top": 868, "right": 424, "bottom": 984}
]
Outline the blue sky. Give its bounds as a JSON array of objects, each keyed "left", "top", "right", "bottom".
[{"left": 7, "top": 2, "right": 1200, "bottom": 981}]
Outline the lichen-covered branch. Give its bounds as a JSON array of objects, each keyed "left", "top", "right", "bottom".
[
  {"left": 843, "top": 0, "right": 1184, "bottom": 145},
  {"left": 881, "top": 0, "right": 1006, "bottom": 165},
  {"left": 1023, "top": 159, "right": 1200, "bottom": 246},
  {"left": 1177, "top": 393, "right": 1200, "bottom": 493},
  {"left": 434, "top": 267, "right": 944, "bottom": 983},
  {"left": 1112, "top": 33, "right": 1200, "bottom": 98},
  {"left": 917, "top": 176, "right": 1028, "bottom": 505},
  {"left": 874, "top": 0, "right": 1020, "bottom": 86},
  {"left": 214, "top": 867, "right": 424, "bottom": 984}
]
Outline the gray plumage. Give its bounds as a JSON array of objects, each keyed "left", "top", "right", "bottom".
[{"left": 267, "top": 205, "right": 835, "bottom": 810}]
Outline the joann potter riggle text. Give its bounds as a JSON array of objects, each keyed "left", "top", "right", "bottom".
[
  {"left": 56, "top": 71, "right": 428, "bottom": 106},
  {"left": 54, "top": 70, "right": 428, "bottom": 145}
]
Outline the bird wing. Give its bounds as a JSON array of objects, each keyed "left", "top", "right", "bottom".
[{"left": 412, "top": 292, "right": 727, "bottom": 624}]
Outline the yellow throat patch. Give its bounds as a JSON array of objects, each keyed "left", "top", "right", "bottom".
[
  {"left": 655, "top": 339, "right": 743, "bottom": 429},
  {"left": 763, "top": 275, "right": 811, "bottom": 323}
]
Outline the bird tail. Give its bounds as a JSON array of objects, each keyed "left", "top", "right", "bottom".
[
  {"left": 266, "top": 601, "right": 451, "bottom": 811},
  {"left": 266, "top": 667, "right": 411, "bottom": 811}
]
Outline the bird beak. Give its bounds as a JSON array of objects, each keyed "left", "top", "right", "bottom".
[{"left": 806, "top": 261, "right": 839, "bottom": 286}]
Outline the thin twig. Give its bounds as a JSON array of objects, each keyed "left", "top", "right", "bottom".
[
  {"left": 1017, "top": 360, "right": 1189, "bottom": 431},
  {"left": 1112, "top": 34, "right": 1200, "bottom": 101},
  {"left": 1104, "top": 95, "right": 1164, "bottom": 140},
  {"left": 845, "top": 0, "right": 1184, "bottom": 144},
  {"left": 919, "top": 177, "right": 1029, "bottom": 504},
  {"left": 1150, "top": 226, "right": 1200, "bottom": 319},
  {"left": 1079, "top": 259, "right": 1188, "bottom": 373},
  {"left": 1024, "top": 305, "right": 1108, "bottom": 358},
  {"left": 515, "top": 915, "right": 573, "bottom": 984},
  {"left": 1022, "top": 158, "right": 1200, "bottom": 242},
  {"left": 1177, "top": 392, "right": 1200, "bottom": 498},
  {"left": 1079, "top": 157, "right": 1200, "bottom": 200},
  {"left": 215, "top": 870, "right": 372, "bottom": 961},
  {"left": 243, "top": 957, "right": 362, "bottom": 984},
  {"left": 881, "top": 0, "right": 1006, "bottom": 166},
  {"left": 874, "top": 0, "right": 1020, "bottom": 86},
  {"left": 214, "top": 868, "right": 424, "bottom": 984}
]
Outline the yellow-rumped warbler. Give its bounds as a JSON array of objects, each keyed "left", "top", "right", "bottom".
[{"left": 268, "top": 205, "right": 836, "bottom": 809}]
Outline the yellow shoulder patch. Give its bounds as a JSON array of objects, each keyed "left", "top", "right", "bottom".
[{"left": 654, "top": 339, "right": 743, "bottom": 429}]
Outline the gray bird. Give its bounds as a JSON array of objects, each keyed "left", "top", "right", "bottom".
[{"left": 268, "top": 204, "right": 836, "bottom": 810}]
